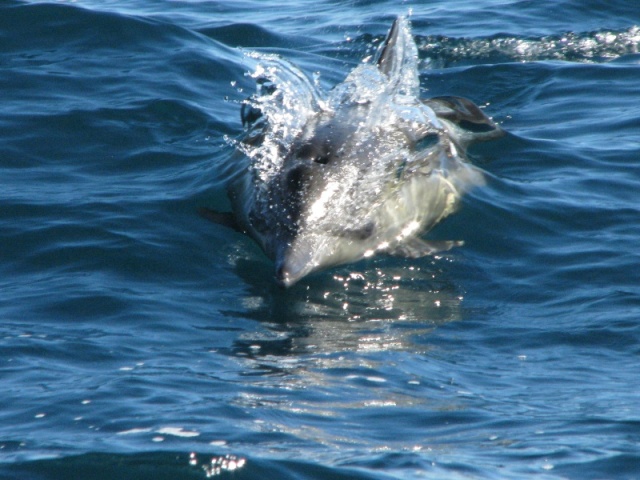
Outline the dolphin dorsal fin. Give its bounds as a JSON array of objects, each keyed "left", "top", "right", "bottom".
[
  {"left": 376, "top": 18, "right": 403, "bottom": 76},
  {"left": 375, "top": 17, "right": 420, "bottom": 97}
]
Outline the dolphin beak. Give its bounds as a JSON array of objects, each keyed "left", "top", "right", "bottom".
[
  {"left": 275, "top": 264, "right": 297, "bottom": 288},
  {"left": 275, "top": 257, "right": 309, "bottom": 288},
  {"left": 274, "top": 241, "right": 314, "bottom": 288}
]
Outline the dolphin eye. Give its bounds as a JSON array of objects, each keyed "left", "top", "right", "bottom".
[
  {"left": 297, "top": 142, "right": 331, "bottom": 164},
  {"left": 415, "top": 132, "right": 439, "bottom": 150}
]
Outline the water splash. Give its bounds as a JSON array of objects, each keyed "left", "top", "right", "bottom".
[
  {"left": 236, "top": 52, "right": 324, "bottom": 185},
  {"left": 189, "top": 453, "right": 246, "bottom": 478},
  {"left": 238, "top": 43, "right": 444, "bottom": 194},
  {"left": 415, "top": 26, "right": 640, "bottom": 66}
]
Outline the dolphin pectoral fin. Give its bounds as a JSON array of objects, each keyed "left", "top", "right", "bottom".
[
  {"left": 388, "top": 238, "right": 464, "bottom": 258},
  {"left": 198, "top": 207, "right": 244, "bottom": 233},
  {"left": 423, "top": 96, "right": 504, "bottom": 144}
]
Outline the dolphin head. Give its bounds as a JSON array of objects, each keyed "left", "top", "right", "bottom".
[
  {"left": 263, "top": 18, "right": 431, "bottom": 287},
  {"left": 270, "top": 106, "right": 399, "bottom": 287},
  {"left": 270, "top": 118, "right": 361, "bottom": 287},
  {"left": 220, "top": 17, "right": 503, "bottom": 287}
]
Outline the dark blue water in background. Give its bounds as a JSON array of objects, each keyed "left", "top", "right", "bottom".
[{"left": 1, "top": 1, "right": 640, "bottom": 478}]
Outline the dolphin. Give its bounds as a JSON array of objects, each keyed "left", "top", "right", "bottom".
[{"left": 202, "top": 17, "right": 503, "bottom": 287}]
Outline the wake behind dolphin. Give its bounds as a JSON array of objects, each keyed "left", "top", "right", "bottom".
[{"left": 203, "top": 17, "right": 504, "bottom": 287}]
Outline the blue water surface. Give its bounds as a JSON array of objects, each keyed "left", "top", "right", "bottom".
[{"left": 1, "top": 1, "right": 640, "bottom": 479}]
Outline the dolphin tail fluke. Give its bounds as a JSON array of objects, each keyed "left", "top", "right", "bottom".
[{"left": 388, "top": 238, "right": 464, "bottom": 258}]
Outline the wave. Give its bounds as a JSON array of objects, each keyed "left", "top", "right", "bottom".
[
  {"left": 345, "top": 27, "right": 640, "bottom": 68},
  {"left": 0, "top": 451, "right": 385, "bottom": 480},
  {"left": 416, "top": 27, "right": 640, "bottom": 66}
]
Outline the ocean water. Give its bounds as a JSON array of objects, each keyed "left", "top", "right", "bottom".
[{"left": 1, "top": 0, "right": 640, "bottom": 479}]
